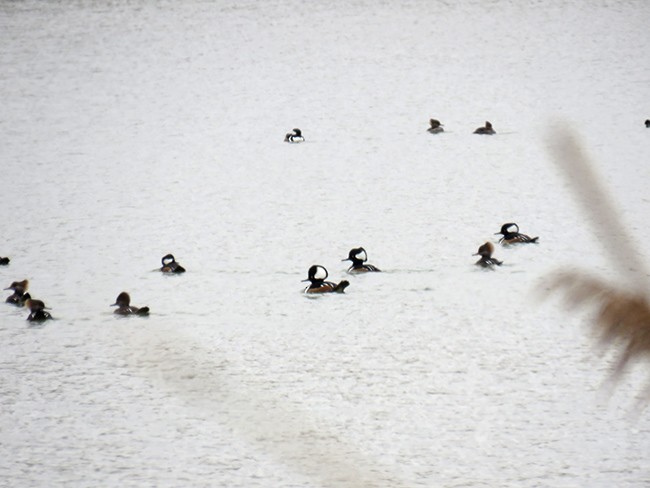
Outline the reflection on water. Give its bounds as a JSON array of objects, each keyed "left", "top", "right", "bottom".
[{"left": 2, "top": 1, "right": 650, "bottom": 487}]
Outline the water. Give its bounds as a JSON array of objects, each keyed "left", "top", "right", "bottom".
[{"left": 2, "top": 1, "right": 650, "bottom": 487}]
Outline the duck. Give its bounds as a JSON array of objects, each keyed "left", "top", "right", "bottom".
[
  {"left": 645, "top": 119, "right": 650, "bottom": 128},
  {"left": 4, "top": 279, "right": 30, "bottom": 306},
  {"left": 24, "top": 298, "right": 52, "bottom": 322},
  {"left": 474, "top": 121, "right": 495, "bottom": 135},
  {"left": 111, "top": 292, "right": 150, "bottom": 316},
  {"left": 284, "top": 128, "right": 305, "bottom": 143},
  {"left": 427, "top": 119, "right": 444, "bottom": 134},
  {"left": 161, "top": 253, "right": 186, "bottom": 273},
  {"left": 0, "top": 256, "right": 9, "bottom": 265},
  {"left": 495, "top": 222, "right": 539, "bottom": 244},
  {"left": 302, "top": 265, "right": 349, "bottom": 294},
  {"left": 342, "top": 247, "right": 381, "bottom": 273},
  {"left": 473, "top": 242, "right": 503, "bottom": 268}
]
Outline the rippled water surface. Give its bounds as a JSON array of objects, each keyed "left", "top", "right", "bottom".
[{"left": 2, "top": 1, "right": 650, "bottom": 487}]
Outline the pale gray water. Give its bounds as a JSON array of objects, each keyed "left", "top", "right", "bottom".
[{"left": 1, "top": 1, "right": 650, "bottom": 487}]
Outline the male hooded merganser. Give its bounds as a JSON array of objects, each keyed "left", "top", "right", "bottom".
[
  {"left": 427, "top": 119, "right": 444, "bottom": 134},
  {"left": 0, "top": 257, "right": 9, "bottom": 265},
  {"left": 4, "top": 279, "right": 30, "bottom": 306},
  {"left": 302, "top": 265, "right": 350, "bottom": 294},
  {"left": 495, "top": 222, "right": 539, "bottom": 244},
  {"left": 342, "top": 247, "right": 381, "bottom": 273},
  {"left": 161, "top": 253, "right": 186, "bottom": 273},
  {"left": 24, "top": 298, "right": 52, "bottom": 322},
  {"left": 645, "top": 119, "right": 650, "bottom": 128},
  {"left": 111, "top": 292, "right": 150, "bottom": 316},
  {"left": 474, "top": 121, "right": 495, "bottom": 134},
  {"left": 473, "top": 242, "right": 503, "bottom": 268},
  {"left": 284, "top": 128, "right": 305, "bottom": 143}
]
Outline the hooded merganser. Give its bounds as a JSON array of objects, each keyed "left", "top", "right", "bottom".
[
  {"left": 111, "top": 292, "right": 150, "bottom": 316},
  {"left": 0, "top": 257, "right": 9, "bottom": 265},
  {"left": 161, "top": 253, "right": 186, "bottom": 273},
  {"left": 24, "top": 298, "right": 52, "bottom": 322},
  {"left": 4, "top": 279, "right": 30, "bottom": 306},
  {"left": 342, "top": 247, "right": 381, "bottom": 273},
  {"left": 645, "top": 119, "right": 650, "bottom": 128},
  {"left": 495, "top": 222, "right": 539, "bottom": 244},
  {"left": 284, "top": 128, "right": 305, "bottom": 143},
  {"left": 302, "top": 265, "right": 350, "bottom": 294},
  {"left": 474, "top": 121, "right": 495, "bottom": 135},
  {"left": 427, "top": 119, "right": 444, "bottom": 134},
  {"left": 473, "top": 242, "right": 502, "bottom": 268}
]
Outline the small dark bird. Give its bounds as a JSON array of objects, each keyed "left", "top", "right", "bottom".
[
  {"left": 5, "top": 279, "right": 30, "bottom": 306},
  {"left": 342, "top": 247, "right": 381, "bottom": 273},
  {"left": 284, "top": 128, "right": 305, "bottom": 143},
  {"left": 302, "top": 265, "right": 349, "bottom": 294},
  {"left": 474, "top": 121, "right": 496, "bottom": 135},
  {"left": 473, "top": 242, "right": 503, "bottom": 268},
  {"left": 111, "top": 292, "right": 150, "bottom": 316},
  {"left": 427, "top": 118, "right": 444, "bottom": 134},
  {"left": 495, "top": 223, "right": 539, "bottom": 245},
  {"left": 25, "top": 298, "right": 53, "bottom": 322},
  {"left": 161, "top": 254, "right": 186, "bottom": 273}
]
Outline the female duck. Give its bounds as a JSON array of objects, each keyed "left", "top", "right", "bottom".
[
  {"left": 473, "top": 242, "right": 503, "bottom": 268},
  {"left": 495, "top": 222, "right": 538, "bottom": 244},
  {"left": 302, "top": 265, "right": 349, "bottom": 294},
  {"left": 0, "top": 256, "right": 9, "bottom": 265},
  {"left": 161, "top": 254, "right": 186, "bottom": 273},
  {"left": 474, "top": 121, "right": 495, "bottom": 134},
  {"left": 427, "top": 119, "right": 444, "bottom": 134},
  {"left": 111, "top": 292, "right": 150, "bottom": 316},
  {"left": 284, "top": 128, "right": 305, "bottom": 143},
  {"left": 25, "top": 298, "right": 53, "bottom": 322},
  {"left": 342, "top": 247, "right": 381, "bottom": 273},
  {"left": 4, "top": 279, "right": 30, "bottom": 306}
]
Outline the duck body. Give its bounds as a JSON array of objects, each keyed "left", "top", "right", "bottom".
[
  {"left": 111, "top": 292, "right": 150, "bottom": 316},
  {"left": 474, "top": 121, "right": 495, "bottom": 135},
  {"left": 5, "top": 279, "right": 30, "bottom": 306},
  {"left": 427, "top": 118, "right": 444, "bottom": 134},
  {"left": 284, "top": 128, "right": 305, "bottom": 143},
  {"left": 495, "top": 223, "right": 539, "bottom": 244},
  {"left": 0, "top": 257, "right": 9, "bottom": 265},
  {"left": 303, "top": 265, "right": 349, "bottom": 294},
  {"left": 25, "top": 298, "right": 53, "bottom": 322},
  {"left": 343, "top": 247, "right": 381, "bottom": 273},
  {"left": 645, "top": 119, "right": 650, "bottom": 128},
  {"left": 161, "top": 253, "right": 186, "bottom": 273},
  {"left": 473, "top": 242, "right": 503, "bottom": 268}
]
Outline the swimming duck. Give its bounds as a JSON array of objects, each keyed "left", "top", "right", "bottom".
[
  {"left": 4, "top": 279, "right": 30, "bottom": 306},
  {"left": 24, "top": 298, "right": 52, "bottom": 322},
  {"left": 161, "top": 253, "right": 186, "bottom": 273},
  {"left": 427, "top": 119, "right": 444, "bottom": 134},
  {"left": 284, "top": 128, "right": 305, "bottom": 143},
  {"left": 111, "top": 292, "right": 150, "bottom": 316},
  {"left": 645, "top": 119, "right": 650, "bottom": 128},
  {"left": 0, "top": 257, "right": 9, "bottom": 265},
  {"left": 342, "top": 247, "right": 381, "bottom": 273},
  {"left": 495, "top": 222, "right": 539, "bottom": 244},
  {"left": 473, "top": 242, "right": 503, "bottom": 268},
  {"left": 302, "top": 265, "right": 349, "bottom": 294},
  {"left": 474, "top": 121, "right": 495, "bottom": 135}
]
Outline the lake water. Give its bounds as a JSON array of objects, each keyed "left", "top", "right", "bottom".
[{"left": 2, "top": 1, "right": 650, "bottom": 487}]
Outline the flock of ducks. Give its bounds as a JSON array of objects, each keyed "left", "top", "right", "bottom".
[
  {"left": 2, "top": 253, "right": 186, "bottom": 322},
  {"left": 7, "top": 118, "right": 648, "bottom": 316}
]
